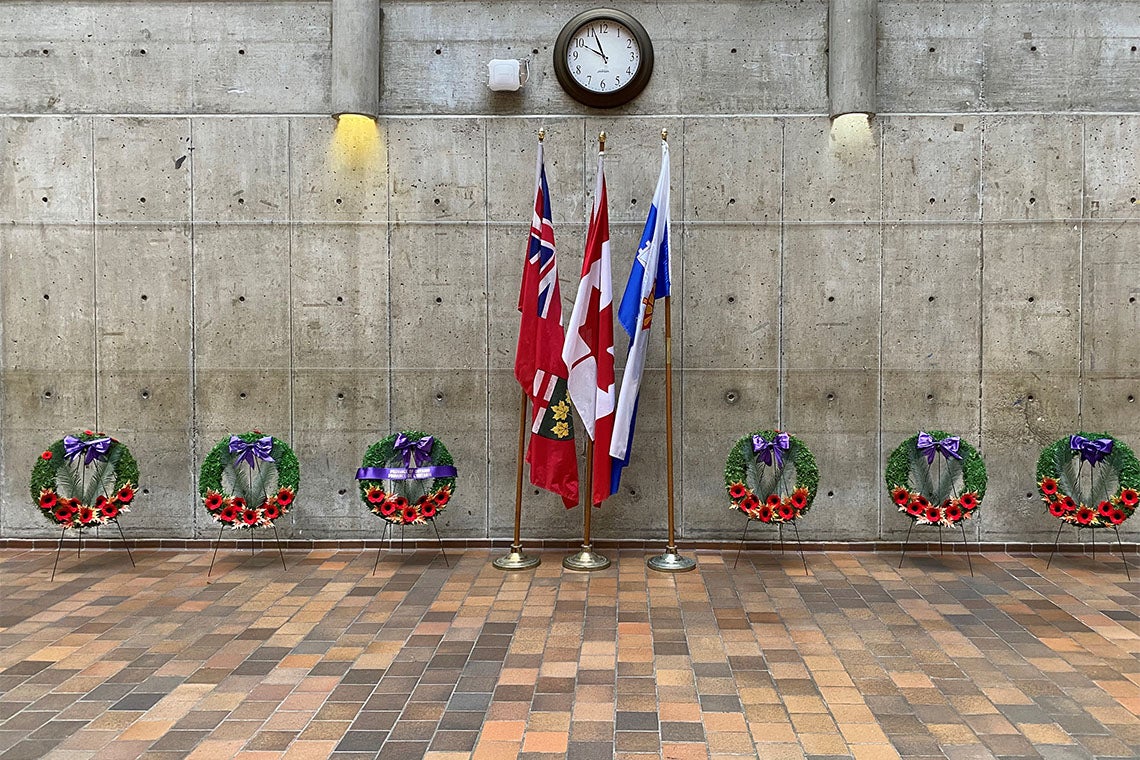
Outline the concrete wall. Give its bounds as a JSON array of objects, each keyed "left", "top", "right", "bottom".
[{"left": 1, "top": 1, "right": 1137, "bottom": 543}]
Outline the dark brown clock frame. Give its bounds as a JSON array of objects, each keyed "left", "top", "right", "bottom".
[{"left": 553, "top": 8, "right": 654, "bottom": 108}]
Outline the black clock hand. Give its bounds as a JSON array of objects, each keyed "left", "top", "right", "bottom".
[{"left": 590, "top": 29, "right": 609, "bottom": 63}]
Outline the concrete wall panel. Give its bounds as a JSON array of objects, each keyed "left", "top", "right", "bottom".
[
  {"left": 682, "top": 226, "right": 779, "bottom": 369},
  {"left": 883, "top": 116, "right": 980, "bottom": 221},
  {"left": 290, "top": 118, "right": 388, "bottom": 223},
  {"left": 783, "top": 119, "right": 880, "bottom": 222},
  {"left": 388, "top": 120, "right": 486, "bottom": 222},
  {"left": 981, "top": 116, "right": 1082, "bottom": 221},
  {"left": 1084, "top": 115, "right": 1140, "bottom": 219},
  {"left": 486, "top": 118, "right": 586, "bottom": 227},
  {"left": 192, "top": 118, "right": 290, "bottom": 222},
  {"left": 94, "top": 118, "right": 191, "bottom": 223},
  {"left": 1, "top": 117, "right": 92, "bottom": 224},
  {"left": 580, "top": 118, "right": 680, "bottom": 225},
  {"left": 682, "top": 118, "right": 781, "bottom": 223},
  {"left": 1083, "top": 222, "right": 1139, "bottom": 377}
]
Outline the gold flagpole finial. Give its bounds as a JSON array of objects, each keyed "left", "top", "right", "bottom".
[
  {"left": 599, "top": 131, "right": 606, "bottom": 152},
  {"left": 538, "top": 127, "right": 546, "bottom": 142},
  {"left": 661, "top": 128, "right": 668, "bottom": 142}
]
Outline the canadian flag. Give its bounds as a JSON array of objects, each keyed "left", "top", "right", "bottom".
[{"left": 561, "top": 152, "right": 616, "bottom": 507}]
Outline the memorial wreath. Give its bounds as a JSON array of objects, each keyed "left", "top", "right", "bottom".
[
  {"left": 886, "top": 431, "right": 986, "bottom": 527},
  {"left": 30, "top": 431, "right": 139, "bottom": 529},
  {"left": 1037, "top": 433, "right": 1139, "bottom": 528},
  {"left": 199, "top": 431, "right": 299, "bottom": 529},
  {"left": 357, "top": 431, "right": 457, "bottom": 525},
  {"left": 725, "top": 430, "right": 819, "bottom": 523}
]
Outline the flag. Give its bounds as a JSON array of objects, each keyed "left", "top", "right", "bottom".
[
  {"left": 514, "top": 141, "right": 579, "bottom": 508},
  {"left": 609, "top": 139, "right": 671, "bottom": 493},
  {"left": 562, "top": 151, "right": 616, "bottom": 507}
]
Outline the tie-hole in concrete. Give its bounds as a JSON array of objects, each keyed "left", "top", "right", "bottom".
[
  {"left": 238, "top": 296, "right": 246, "bottom": 302},
  {"left": 41, "top": 196, "right": 48, "bottom": 203},
  {"left": 337, "top": 393, "right": 345, "bottom": 400},
  {"left": 928, "top": 296, "right": 935, "bottom": 302},
  {"left": 826, "top": 393, "right": 835, "bottom": 401},
  {"left": 827, "top": 296, "right": 835, "bottom": 302},
  {"left": 1027, "top": 394, "right": 1035, "bottom": 401},
  {"left": 140, "top": 294, "right": 147, "bottom": 301},
  {"left": 138, "top": 197, "right": 146, "bottom": 204},
  {"left": 43, "top": 391, "right": 52, "bottom": 399},
  {"left": 336, "top": 296, "right": 344, "bottom": 303},
  {"left": 727, "top": 296, "right": 735, "bottom": 304},
  {"left": 1028, "top": 296, "right": 1035, "bottom": 303},
  {"left": 42, "top": 294, "right": 49, "bottom": 300},
  {"left": 238, "top": 49, "right": 246, "bottom": 55},
  {"left": 338, "top": 489, "right": 346, "bottom": 495},
  {"left": 1129, "top": 395, "right": 1135, "bottom": 403},
  {"left": 140, "top": 390, "right": 150, "bottom": 400},
  {"left": 239, "top": 392, "right": 247, "bottom": 399},
  {"left": 435, "top": 297, "right": 442, "bottom": 304},
  {"left": 724, "top": 391, "right": 738, "bottom": 404},
  {"left": 435, "top": 393, "right": 444, "bottom": 403}
]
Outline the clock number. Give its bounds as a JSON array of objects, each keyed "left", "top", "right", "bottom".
[
  {"left": 626, "top": 67, "right": 633, "bottom": 75},
  {"left": 599, "top": 80, "right": 606, "bottom": 90},
  {"left": 615, "top": 75, "right": 621, "bottom": 85},
  {"left": 601, "top": 22, "right": 609, "bottom": 33},
  {"left": 586, "top": 75, "right": 592, "bottom": 85},
  {"left": 576, "top": 37, "right": 586, "bottom": 48},
  {"left": 575, "top": 65, "right": 581, "bottom": 75},
  {"left": 627, "top": 39, "right": 633, "bottom": 49},
  {"left": 571, "top": 50, "right": 578, "bottom": 61}
]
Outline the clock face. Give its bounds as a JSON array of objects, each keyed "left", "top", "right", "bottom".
[
  {"left": 553, "top": 9, "right": 654, "bottom": 108},
  {"left": 564, "top": 19, "right": 641, "bottom": 94}
]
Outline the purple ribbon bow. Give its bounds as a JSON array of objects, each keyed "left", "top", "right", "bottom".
[
  {"left": 752, "top": 432, "right": 791, "bottom": 468},
  {"left": 229, "top": 435, "right": 275, "bottom": 469},
  {"left": 395, "top": 433, "right": 435, "bottom": 468},
  {"left": 63, "top": 435, "right": 112, "bottom": 465},
  {"left": 916, "top": 432, "right": 962, "bottom": 463},
  {"left": 1070, "top": 435, "right": 1113, "bottom": 466}
]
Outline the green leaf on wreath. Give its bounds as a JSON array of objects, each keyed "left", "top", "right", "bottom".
[
  {"left": 931, "top": 458, "right": 963, "bottom": 506},
  {"left": 905, "top": 445, "right": 936, "bottom": 500},
  {"left": 1054, "top": 445, "right": 1081, "bottom": 505},
  {"left": 83, "top": 446, "right": 123, "bottom": 505},
  {"left": 55, "top": 460, "right": 83, "bottom": 501},
  {"left": 1089, "top": 460, "right": 1119, "bottom": 506}
]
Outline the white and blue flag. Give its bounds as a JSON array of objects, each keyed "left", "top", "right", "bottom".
[{"left": 609, "top": 139, "right": 671, "bottom": 494}]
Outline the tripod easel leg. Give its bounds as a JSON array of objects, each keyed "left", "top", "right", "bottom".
[
  {"left": 432, "top": 519, "right": 449, "bottom": 568},
  {"left": 272, "top": 523, "right": 287, "bottom": 571},
  {"left": 113, "top": 519, "right": 136, "bottom": 567},
  {"left": 1114, "top": 527, "right": 1131, "bottom": 581},
  {"left": 207, "top": 524, "right": 225, "bottom": 577},
  {"left": 1046, "top": 521, "right": 1065, "bottom": 569},
  {"left": 51, "top": 528, "right": 67, "bottom": 582},
  {"left": 374, "top": 522, "right": 389, "bottom": 576},
  {"left": 959, "top": 521, "right": 973, "bottom": 577},
  {"left": 899, "top": 522, "right": 915, "bottom": 569},
  {"left": 733, "top": 520, "right": 751, "bottom": 570},
  {"left": 791, "top": 520, "right": 808, "bottom": 575}
]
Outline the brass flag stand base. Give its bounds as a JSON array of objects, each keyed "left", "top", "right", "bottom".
[
  {"left": 647, "top": 546, "right": 695, "bottom": 573},
  {"left": 563, "top": 439, "right": 610, "bottom": 571},
  {"left": 494, "top": 546, "right": 541, "bottom": 571}
]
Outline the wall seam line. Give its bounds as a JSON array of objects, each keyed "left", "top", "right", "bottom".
[
  {"left": 189, "top": 118, "right": 199, "bottom": 537},
  {"left": 484, "top": 117, "right": 491, "bottom": 540},
  {"left": 91, "top": 118, "right": 99, "bottom": 431},
  {"left": 877, "top": 118, "right": 885, "bottom": 542}
]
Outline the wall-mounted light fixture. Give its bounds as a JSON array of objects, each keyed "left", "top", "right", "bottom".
[
  {"left": 331, "top": 0, "right": 381, "bottom": 120},
  {"left": 487, "top": 58, "right": 530, "bottom": 92},
  {"left": 828, "top": 0, "right": 877, "bottom": 122}
]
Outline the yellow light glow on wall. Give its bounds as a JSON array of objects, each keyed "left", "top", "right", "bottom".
[
  {"left": 331, "top": 114, "right": 384, "bottom": 172},
  {"left": 829, "top": 112, "right": 873, "bottom": 157}
]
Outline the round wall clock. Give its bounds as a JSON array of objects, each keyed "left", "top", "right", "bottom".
[{"left": 553, "top": 8, "right": 654, "bottom": 108}]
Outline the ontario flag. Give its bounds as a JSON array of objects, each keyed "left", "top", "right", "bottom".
[
  {"left": 562, "top": 150, "right": 616, "bottom": 507},
  {"left": 609, "top": 138, "right": 671, "bottom": 494},
  {"left": 515, "top": 141, "right": 579, "bottom": 508}
]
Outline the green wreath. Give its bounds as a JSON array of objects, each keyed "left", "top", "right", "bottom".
[
  {"left": 357, "top": 431, "right": 456, "bottom": 525},
  {"left": 29, "top": 431, "right": 140, "bottom": 529},
  {"left": 725, "top": 430, "right": 819, "bottom": 523},
  {"left": 886, "top": 431, "right": 986, "bottom": 526},
  {"left": 1036, "top": 433, "right": 1139, "bottom": 528},
  {"left": 199, "top": 431, "right": 299, "bottom": 529}
]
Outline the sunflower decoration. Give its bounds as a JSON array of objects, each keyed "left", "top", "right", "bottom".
[
  {"left": 1036, "top": 433, "right": 1139, "bottom": 529},
  {"left": 199, "top": 431, "right": 299, "bottom": 530},
  {"left": 885, "top": 431, "right": 986, "bottom": 527},
  {"left": 357, "top": 431, "right": 457, "bottom": 525},
  {"left": 724, "top": 430, "right": 819, "bottom": 524},
  {"left": 29, "top": 431, "right": 140, "bottom": 530}
]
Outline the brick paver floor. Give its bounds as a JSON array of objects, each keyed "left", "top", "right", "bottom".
[{"left": 1, "top": 546, "right": 1138, "bottom": 759}]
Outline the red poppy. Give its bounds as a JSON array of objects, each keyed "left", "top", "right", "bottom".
[
  {"left": 433, "top": 488, "right": 451, "bottom": 507},
  {"left": 242, "top": 508, "right": 261, "bottom": 526},
  {"left": 276, "top": 487, "right": 294, "bottom": 506},
  {"left": 76, "top": 506, "right": 96, "bottom": 525},
  {"left": 38, "top": 490, "right": 58, "bottom": 510},
  {"left": 790, "top": 488, "right": 809, "bottom": 510},
  {"left": 41, "top": 450, "right": 52, "bottom": 461},
  {"left": 1109, "top": 509, "right": 1126, "bottom": 525},
  {"left": 115, "top": 485, "right": 135, "bottom": 504},
  {"left": 945, "top": 503, "right": 963, "bottom": 523},
  {"left": 757, "top": 505, "right": 773, "bottom": 523},
  {"left": 1121, "top": 489, "right": 1139, "bottom": 507},
  {"left": 219, "top": 505, "right": 238, "bottom": 523},
  {"left": 924, "top": 506, "right": 942, "bottom": 524},
  {"left": 262, "top": 502, "right": 281, "bottom": 521},
  {"left": 99, "top": 502, "right": 119, "bottom": 520},
  {"left": 230, "top": 497, "right": 246, "bottom": 511},
  {"left": 1061, "top": 495, "right": 1076, "bottom": 511},
  {"left": 906, "top": 499, "right": 924, "bottom": 516},
  {"left": 891, "top": 487, "right": 910, "bottom": 506},
  {"left": 777, "top": 503, "right": 795, "bottom": 521},
  {"left": 204, "top": 492, "right": 225, "bottom": 511},
  {"left": 765, "top": 494, "right": 781, "bottom": 508},
  {"left": 414, "top": 495, "right": 428, "bottom": 506},
  {"left": 914, "top": 495, "right": 930, "bottom": 508},
  {"left": 1040, "top": 477, "right": 1058, "bottom": 496},
  {"left": 366, "top": 486, "right": 386, "bottom": 504},
  {"left": 1048, "top": 501, "right": 1067, "bottom": 518},
  {"left": 401, "top": 504, "right": 419, "bottom": 523},
  {"left": 420, "top": 502, "right": 437, "bottom": 519},
  {"left": 959, "top": 492, "right": 978, "bottom": 510},
  {"left": 54, "top": 504, "right": 76, "bottom": 523},
  {"left": 1075, "top": 507, "right": 1094, "bottom": 525},
  {"left": 94, "top": 495, "right": 107, "bottom": 509},
  {"left": 741, "top": 494, "right": 760, "bottom": 511},
  {"left": 392, "top": 495, "right": 409, "bottom": 510},
  {"left": 83, "top": 430, "right": 94, "bottom": 436},
  {"left": 1098, "top": 501, "right": 1114, "bottom": 517},
  {"left": 728, "top": 483, "right": 748, "bottom": 500},
  {"left": 379, "top": 500, "right": 397, "bottom": 517}
]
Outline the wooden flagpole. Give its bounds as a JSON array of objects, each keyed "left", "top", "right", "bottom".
[{"left": 647, "top": 129, "right": 696, "bottom": 573}]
